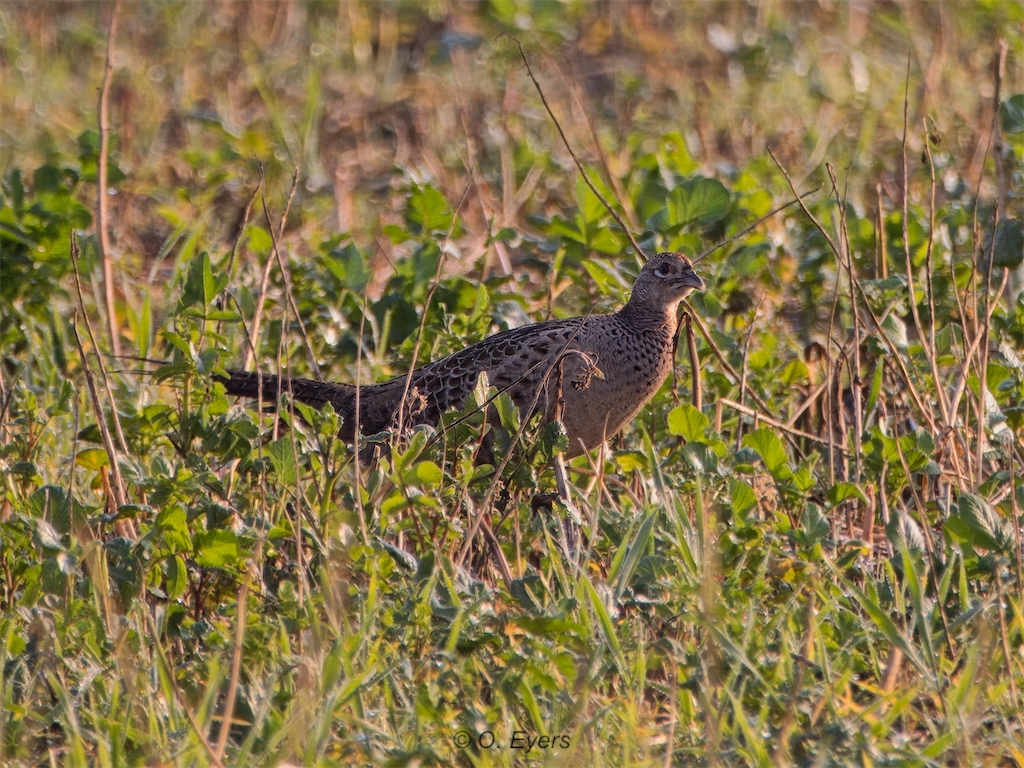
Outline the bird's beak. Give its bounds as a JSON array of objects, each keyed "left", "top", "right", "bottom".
[{"left": 685, "top": 270, "right": 706, "bottom": 292}]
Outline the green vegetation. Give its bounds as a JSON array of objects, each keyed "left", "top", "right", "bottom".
[{"left": 2, "top": 2, "right": 1024, "bottom": 766}]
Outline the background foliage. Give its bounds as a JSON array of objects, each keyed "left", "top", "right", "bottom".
[{"left": 2, "top": 2, "right": 1024, "bottom": 766}]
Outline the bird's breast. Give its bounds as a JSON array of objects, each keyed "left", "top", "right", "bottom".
[{"left": 557, "top": 325, "right": 676, "bottom": 454}]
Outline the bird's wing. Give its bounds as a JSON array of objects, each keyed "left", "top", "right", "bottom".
[{"left": 402, "top": 317, "right": 590, "bottom": 419}]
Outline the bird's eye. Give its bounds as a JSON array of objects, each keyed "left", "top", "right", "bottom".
[{"left": 654, "top": 262, "right": 672, "bottom": 278}]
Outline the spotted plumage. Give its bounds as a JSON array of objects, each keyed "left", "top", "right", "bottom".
[{"left": 219, "top": 252, "right": 705, "bottom": 457}]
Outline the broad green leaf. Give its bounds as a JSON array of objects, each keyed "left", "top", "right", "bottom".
[
  {"left": 993, "top": 218, "right": 1023, "bottom": 269},
  {"left": 179, "top": 252, "right": 228, "bottom": 311},
  {"left": 194, "top": 529, "right": 239, "bottom": 569},
  {"left": 667, "top": 404, "right": 709, "bottom": 442},
  {"left": 946, "top": 492, "right": 1011, "bottom": 552},
  {"left": 668, "top": 177, "right": 730, "bottom": 229},
  {"left": 407, "top": 184, "right": 452, "bottom": 234},
  {"left": 246, "top": 224, "right": 273, "bottom": 253},
  {"left": 411, "top": 460, "right": 442, "bottom": 487},
  {"left": 156, "top": 505, "right": 191, "bottom": 554},
  {"left": 743, "top": 428, "right": 792, "bottom": 481},
  {"left": 800, "top": 504, "right": 830, "bottom": 546},
  {"left": 614, "top": 451, "right": 648, "bottom": 473},
  {"left": 267, "top": 438, "right": 298, "bottom": 486},
  {"left": 1000, "top": 93, "right": 1024, "bottom": 134},
  {"left": 166, "top": 555, "right": 187, "bottom": 600},
  {"left": 887, "top": 508, "right": 926, "bottom": 553},
  {"left": 576, "top": 173, "right": 612, "bottom": 225},
  {"left": 381, "top": 490, "right": 408, "bottom": 517},
  {"left": 729, "top": 479, "right": 759, "bottom": 517},
  {"left": 780, "top": 360, "right": 809, "bottom": 386},
  {"left": 34, "top": 518, "right": 63, "bottom": 551},
  {"left": 681, "top": 443, "right": 719, "bottom": 475},
  {"left": 827, "top": 482, "right": 867, "bottom": 505},
  {"left": 75, "top": 448, "right": 110, "bottom": 471}
]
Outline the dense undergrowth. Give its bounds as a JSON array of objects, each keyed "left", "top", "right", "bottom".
[{"left": 2, "top": 3, "right": 1024, "bottom": 766}]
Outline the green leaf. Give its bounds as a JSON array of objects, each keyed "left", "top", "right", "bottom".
[
  {"left": 780, "top": 360, "right": 809, "bottom": 386},
  {"left": 681, "top": 443, "right": 719, "bottom": 475},
  {"left": 800, "top": 504, "right": 830, "bottom": 546},
  {"left": 667, "top": 404, "right": 710, "bottom": 442},
  {"left": 743, "top": 428, "right": 792, "bottom": 481},
  {"left": 381, "top": 491, "right": 408, "bottom": 518},
  {"left": 992, "top": 218, "right": 1023, "bottom": 269},
  {"left": 577, "top": 173, "right": 611, "bottom": 225},
  {"left": 156, "top": 505, "right": 191, "bottom": 554},
  {"left": 667, "top": 177, "right": 730, "bottom": 229},
  {"left": 28, "top": 486, "right": 85, "bottom": 538},
  {"left": 582, "top": 259, "right": 627, "bottom": 296},
  {"left": 1000, "top": 93, "right": 1024, "bottom": 134},
  {"left": 246, "top": 224, "right": 273, "bottom": 254},
  {"left": 166, "top": 555, "right": 188, "bottom": 600},
  {"left": 179, "top": 252, "right": 228, "bottom": 311},
  {"left": 611, "top": 512, "right": 657, "bottom": 597},
  {"left": 267, "top": 438, "right": 298, "bottom": 486},
  {"left": 75, "top": 448, "right": 110, "bottom": 471},
  {"left": 827, "top": 482, "right": 867, "bottom": 505},
  {"left": 946, "top": 493, "right": 1011, "bottom": 552},
  {"left": 407, "top": 184, "right": 452, "bottom": 234},
  {"left": 411, "top": 462, "right": 440, "bottom": 487},
  {"left": 729, "top": 479, "right": 759, "bottom": 517},
  {"left": 614, "top": 451, "right": 648, "bottom": 472},
  {"left": 382, "top": 223, "right": 410, "bottom": 243},
  {"left": 194, "top": 529, "right": 239, "bottom": 569},
  {"left": 160, "top": 330, "right": 192, "bottom": 358},
  {"left": 34, "top": 518, "right": 63, "bottom": 551},
  {"left": 884, "top": 508, "right": 924, "bottom": 554},
  {"left": 792, "top": 463, "right": 816, "bottom": 492}
]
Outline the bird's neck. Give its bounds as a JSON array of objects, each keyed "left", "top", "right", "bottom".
[{"left": 617, "top": 300, "right": 680, "bottom": 338}]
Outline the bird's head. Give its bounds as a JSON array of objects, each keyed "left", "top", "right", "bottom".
[{"left": 626, "top": 252, "right": 705, "bottom": 312}]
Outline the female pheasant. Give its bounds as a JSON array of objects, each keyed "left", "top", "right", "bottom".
[{"left": 219, "top": 252, "right": 705, "bottom": 457}]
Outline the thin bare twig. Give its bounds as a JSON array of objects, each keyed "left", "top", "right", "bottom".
[
  {"left": 214, "top": 557, "right": 253, "bottom": 761},
  {"left": 694, "top": 193, "right": 814, "bottom": 265},
  {"left": 683, "top": 303, "right": 778, "bottom": 420},
  {"left": 243, "top": 168, "right": 313, "bottom": 377},
  {"left": 899, "top": 57, "right": 952, "bottom": 433},
  {"left": 224, "top": 183, "right": 262, "bottom": 277},
  {"left": 719, "top": 398, "right": 851, "bottom": 452},
  {"left": 685, "top": 314, "right": 702, "bottom": 412},
  {"left": 262, "top": 169, "right": 319, "bottom": 378},
  {"left": 767, "top": 147, "right": 938, "bottom": 437},
  {"left": 396, "top": 182, "right": 473, "bottom": 435},
  {"left": 71, "top": 235, "right": 136, "bottom": 541},
  {"left": 827, "top": 164, "right": 863, "bottom": 483},
  {"left": 502, "top": 34, "right": 647, "bottom": 260},
  {"left": 564, "top": 65, "right": 643, "bottom": 234},
  {"left": 97, "top": 0, "right": 123, "bottom": 356}
]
